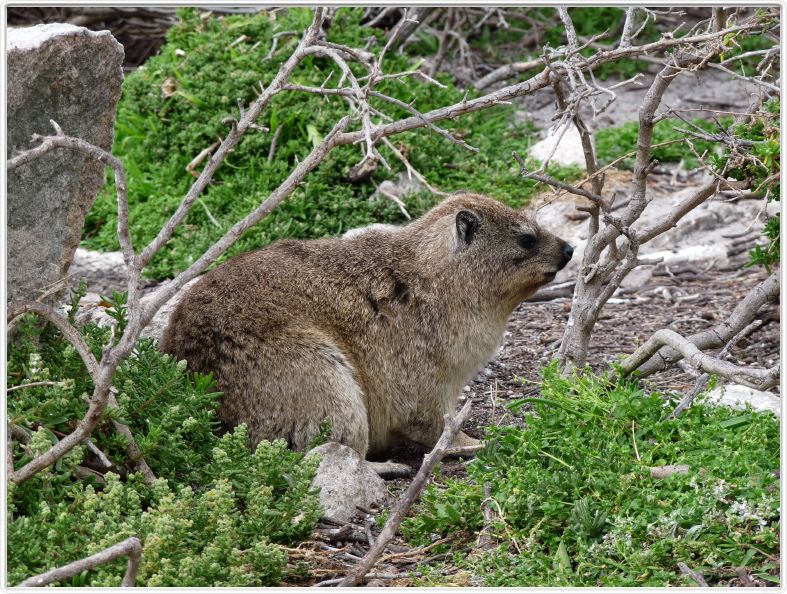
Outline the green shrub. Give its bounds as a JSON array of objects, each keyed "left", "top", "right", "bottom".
[
  {"left": 8, "top": 316, "right": 322, "bottom": 586},
  {"left": 9, "top": 431, "right": 321, "bottom": 586},
  {"left": 83, "top": 7, "right": 575, "bottom": 280},
  {"left": 715, "top": 99, "right": 780, "bottom": 272},
  {"left": 403, "top": 363, "right": 780, "bottom": 586},
  {"left": 595, "top": 117, "right": 731, "bottom": 169}
]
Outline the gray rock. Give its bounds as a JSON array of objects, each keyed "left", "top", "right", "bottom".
[
  {"left": 69, "top": 248, "right": 128, "bottom": 296},
  {"left": 7, "top": 24, "right": 124, "bottom": 304},
  {"left": 309, "top": 442, "right": 389, "bottom": 522},
  {"left": 342, "top": 223, "right": 399, "bottom": 240}
]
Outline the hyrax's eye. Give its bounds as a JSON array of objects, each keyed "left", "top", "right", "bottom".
[{"left": 519, "top": 233, "right": 537, "bottom": 250}]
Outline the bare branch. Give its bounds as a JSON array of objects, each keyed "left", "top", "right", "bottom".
[
  {"left": 6, "top": 381, "right": 62, "bottom": 393},
  {"left": 619, "top": 7, "right": 639, "bottom": 48},
  {"left": 380, "top": 137, "right": 448, "bottom": 197},
  {"left": 17, "top": 537, "right": 142, "bottom": 587},
  {"left": 678, "top": 561, "right": 709, "bottom": 587},
  {"left": 473, "top": 59, "right": 543, "bottom": 91},
  {"left": 108, "top": 390, "right": 156, "bottom": 485},
  {"left": 138, "top": 8, "right": 326, "bottom": 270},
  {"left": 137, "top": 116, "right": 352, "bottom": 328},
  {"left": 7, "top": 302, "right": 98, "bottom": 377},
  {"left": 670, "top": 320, "right": 764, "bottom": 419},
  {"left": 370, "top": 90, "right": 479, "bottom": 153},
  {"left": 5, "top": 303, "right": 121, "bottom": 484},
  {"left": 634, "top": 179, "right": 721, "bottom": 243},
  {"left": 704, "top": 61, "right": 780, "bottom": 93},
  {"left": 633, "top": 272, "right": 779, "bottom": 378},
  {"left": 620, "top": 328, "right": 778, "bottom": 389}
]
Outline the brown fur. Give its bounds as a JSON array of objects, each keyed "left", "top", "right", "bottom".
[{"left": 160, "top": 193, "right": 572, "bottom": 457}]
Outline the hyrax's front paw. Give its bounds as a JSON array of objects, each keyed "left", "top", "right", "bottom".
[{"left": 448, "top": 430, "right": 482, "bottom": 453}]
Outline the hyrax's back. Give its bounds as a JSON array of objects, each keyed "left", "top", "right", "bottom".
[
  {"left": 161, "top": 233, "right": 431, "bottom": 455},
  {"left": 160, "top": 193, "right": 573, "bottom": 459}
]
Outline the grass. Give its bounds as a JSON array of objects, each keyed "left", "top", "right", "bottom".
[{"left": 401, "top": 363, "right": 780, "bottom": 587}]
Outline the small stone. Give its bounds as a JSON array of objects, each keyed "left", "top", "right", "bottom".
[{"left": 308, "top": 442, "right": 389, "bottom": 523}]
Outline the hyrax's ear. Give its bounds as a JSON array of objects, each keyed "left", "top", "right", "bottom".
[{"left": 455, "top": 210, "right": 480, "bottom": 247}]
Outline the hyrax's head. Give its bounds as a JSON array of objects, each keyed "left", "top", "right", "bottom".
[{"left": 413, "top": 192, "right": 573, "bottom": 306}]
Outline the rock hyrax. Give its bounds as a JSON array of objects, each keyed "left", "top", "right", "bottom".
[{"left": 160, "top": 193, "right": 573, "bottom": 467}]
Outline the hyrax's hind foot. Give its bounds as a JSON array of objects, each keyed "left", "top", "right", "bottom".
[
  {"left": 451, "top": 430, "right": 481, "bottom": 449},
  {"left": 368, "top": 460, "right": 412, "bottom": 478}
]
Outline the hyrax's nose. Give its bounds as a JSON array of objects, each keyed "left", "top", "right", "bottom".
[{"left": 559, "top": 242, "right": 574, "bottom": 269}]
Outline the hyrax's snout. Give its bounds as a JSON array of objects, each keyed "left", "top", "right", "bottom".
[{"left": 559, "top": 241, "right": 574, "bottom": 270}]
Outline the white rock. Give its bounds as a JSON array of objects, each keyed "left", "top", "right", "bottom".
[
  {"left": 342, "top": 223, "right": 399, "bottom": 240},
  {"left": 7, "top": 23, "right": 108, "bottom": 51},
  {"left": 69, "top": 248, "right": 128, "bottom": 295},
  {"left": 705, "top": 384, "right": 781, "bottom": 418},
  {"left": 528, "top": 123, "right": 588, "bottom": 169}
]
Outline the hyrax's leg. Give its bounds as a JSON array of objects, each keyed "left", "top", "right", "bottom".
[{"left": 215, "top": 327, "right": 371, "bottom": 456}]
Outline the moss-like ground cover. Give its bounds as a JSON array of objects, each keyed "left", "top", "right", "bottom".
[{"left": 403, "top": 364, "right": 780, "bottom": 586}]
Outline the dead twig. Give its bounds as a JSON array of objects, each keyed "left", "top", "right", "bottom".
[
  {"left": 634, "top": 272, "right": 779, "bottom": 377},
  {"left": 336, "top": 401, "right": 473, "bottom": 587},
  {"left": 620, "top": 328, "right": 778, "bottom": 390},
  {"left": 677, "top": 561, "right": 709, "bottom": 587},
  {"left": 17, "top": 536, "right": 143, "bottom": 587},
  {"left": 669, "top": 320, "right": 764, "bottom": 419},
  {"left": 107, "top": 390, "right": 156, "bottom": 485},
  {"left": 6, "top": 381, "right": 62, "bottom": 393}
]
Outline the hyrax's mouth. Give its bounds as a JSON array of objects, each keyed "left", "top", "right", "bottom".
[{"left": 543, "top": 270, "right": 558, "bottom": 282}]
